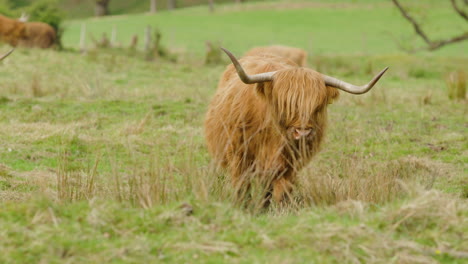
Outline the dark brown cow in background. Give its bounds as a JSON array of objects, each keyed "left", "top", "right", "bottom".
[
  {"left": 204, "top": 48, "right": 388, "bottom": 206},
  {"left": 0, "top": 15, "right": 56, "bottom": 49},
  {"left": 244, "top": 45, "right": 308, "bottom": 67}
]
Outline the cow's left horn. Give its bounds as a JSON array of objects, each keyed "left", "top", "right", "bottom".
[
  {"left": 323, "top": 67, "right": 389, "bottom": 94},
  {"left": 0, "top": 49, "right": 15, "bottom": 61},
  {"left": 221, "top": 48, "right": 276, "bottom": 84}
]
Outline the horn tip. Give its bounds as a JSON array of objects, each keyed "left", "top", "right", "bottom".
[
  {"left": 220, "top": 47, "right": 231, "bottom": 55},
  {"left": 374, "top": 67, "right": 389, "bottom": 79}
]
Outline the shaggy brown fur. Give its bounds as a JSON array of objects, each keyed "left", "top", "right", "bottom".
[
  {"left": 0, "top": 15, "right": 55, "bottom": 49},
  {"left": 244, "top": 45, "right": 308, "bottom": 67},
  {"left": 0, "top": 15, "right": 26, "bottom": 47},
  {"left": 205, "top": 55, "right": 339, "bottom": 205},
  {"left": 18, "top": 22, "right": 56, "bottom": 49}
]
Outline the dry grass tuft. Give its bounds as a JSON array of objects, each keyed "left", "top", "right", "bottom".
[
  {"left": 386, "top": 190, "right": 464, "bottom": 233},
  {"left": 57, "top": 153, "right": 101, "bottom": 202},
  {"left": 31, "top": 74, "right": 44, "bottom": 97},
  {"left": 172, "top": 241, "right": 239, "bottom": 255},
  {"left": 0, "top": 164, "right": 12, "bottom": 177},
  {"left": 46, "top": 138, "right": 228, "bottom": 208},
  {"left": 0, "top": 166, "right": 56, "bottom": 202},
  {"left": 446, "top": 70, "right": 466, "bottom": 100},
  {"left": 123, "top": 112, "right": 152, "bottom": 136},
  {"left": 297, "top": 157, "right": 433, "bottom": 207}
]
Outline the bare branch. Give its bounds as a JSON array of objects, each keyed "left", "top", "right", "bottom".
[
  {"left": 391, "top": 0, "right": 432, "bottom": 44},
  {"left": 428, "top": 32, "right": 468, "bottom": 50},
  {"left": 391, "top": 0, "right": 468, "bottom": 51},
  {"left": 450, "top": 0, "right": 468, "bottom": 21}
]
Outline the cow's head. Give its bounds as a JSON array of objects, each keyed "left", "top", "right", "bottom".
[{"left": 221, "top": 48, "right": 388, "bottom": 141}]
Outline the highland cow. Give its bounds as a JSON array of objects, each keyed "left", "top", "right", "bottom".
[
  {"left": 244, "top": 45, "right": 308, "bottom": 67},
  {"left": 0, "top": 15, "right": 55, "bottom": 49},
  {"left": 204, "top": 48, "right": 388, "bottom": 205}
]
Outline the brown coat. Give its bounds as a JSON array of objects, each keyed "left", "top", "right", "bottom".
[
  {"left": 244, "top": 45, "right": 308, "bottom": 67},
  {"left": 0, "top": 15, "right": 56, "bottom": 49}
]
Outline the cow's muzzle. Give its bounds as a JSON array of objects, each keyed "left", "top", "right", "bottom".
[{"left": 293, "top": 128, "right": 312, "bottom": 140}]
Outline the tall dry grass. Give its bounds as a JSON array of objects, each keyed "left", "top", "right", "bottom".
[
  {"left": 446, "top": 70, "right": 466, "bottom": 100},
  {"left": 54, "top": 141, "right": 232, "bottom": 208},
  {"left": 298, "top": 156, "right": 438, "bottom": 207},
  {"left": 53, "top": 141, "right": 441, "bottom": 215}
]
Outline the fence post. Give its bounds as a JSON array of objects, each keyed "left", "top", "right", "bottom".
[{"left": 80, "top": 23, "right": 87, "bottom": 53}]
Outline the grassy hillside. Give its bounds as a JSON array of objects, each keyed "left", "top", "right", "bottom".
[
  {"left": 62, "top": 0, "right": 467, "bottom": 56},
  {"left": 0, "top": 0, "right": 467, "bottom": 263},
  {"left": 5, "top": 0, "right": 268, "bottom": 18}
]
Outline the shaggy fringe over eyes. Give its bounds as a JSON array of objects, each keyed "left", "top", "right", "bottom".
[{"left": 270, "top": 69, "right": 334, "bottom": 127}]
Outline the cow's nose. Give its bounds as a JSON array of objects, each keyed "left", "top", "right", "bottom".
[{"left": 294, "top": 128, "right": 312, "bottom": 139}]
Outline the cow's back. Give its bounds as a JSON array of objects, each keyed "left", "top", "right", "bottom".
[
  {"left": 19, "top": 22, "right": 56, "bottom": 49},
  {"left": 244, "top": 45, "right": 307, "bottom": 67}
]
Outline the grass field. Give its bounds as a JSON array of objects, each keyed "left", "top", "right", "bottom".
[
  {"left": 1, "top": 0, "right": 467, "bottom": 263},
  {"left": 62, "top": 0, "right": 467, "bottom": 56}
]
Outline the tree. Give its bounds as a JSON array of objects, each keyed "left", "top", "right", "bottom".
[
  {"left": 209, "top": 0, "right": 214, "bottom": 12},
  {"left": 150, "top": 0, "right": 157, "bottom": 13},
  {"left": 95, "top": 0, "right": 110, "bottom": 17},
  {"left": 391, "top": 0, "right": 468, "bottom": 52},
  {"left": 167, "top": 0, "right": 176, "bottom": 10}
]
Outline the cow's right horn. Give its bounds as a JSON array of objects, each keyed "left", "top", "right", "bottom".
[
  {"left": 323, "top": 67, "right": 389, "bottom": 94},
  {"left": 0, "top": 49, "right": 14, "bottom": 61},
  {"left": 221, "top": 48, "right": 276, "bottom": 84}
]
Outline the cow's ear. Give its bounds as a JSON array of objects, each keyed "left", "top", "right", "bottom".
[
  {"left": 326, "top": 86, "right": 340, "bottom": 104},
  {"left": 255, "top": 82, "right": 267, "bottom": 98},
  {"left": 255, "top": 82, "right": 274, "bottom": 100}
]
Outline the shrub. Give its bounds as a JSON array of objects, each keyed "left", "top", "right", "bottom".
[
  {"left": 204, "top": 41, "right": 223, "bottom": 65},
  {"left": 144, "top": 27, "right": 176, "bottom": 62},
  {"left": 0, "top": 0, "right": 15, "bottom": 17}
]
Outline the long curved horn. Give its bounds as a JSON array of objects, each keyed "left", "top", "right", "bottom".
[
  {"left": 221, "top": 47, "right": 276, "bottom": 84},
  {"left": 0, "top": 49, "right": 14, "bottom": 61},
  {"left": 323, "top": 67, "right": 389, "bottom": 94}
]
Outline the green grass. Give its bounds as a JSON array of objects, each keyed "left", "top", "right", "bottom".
[
  {"left": 62, "top": 0, "right": 467, "bottom": 56},
  {"left": 0, "top": 0, "right": 467, "bottom": 263}
]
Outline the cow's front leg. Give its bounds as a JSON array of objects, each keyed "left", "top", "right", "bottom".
[{"left": 272, "top": 172, "right": 296, "bottom": 203}]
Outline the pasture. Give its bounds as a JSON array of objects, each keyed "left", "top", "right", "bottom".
[{"left": 0, "top": 0, "right": 467, "bottom": 263}]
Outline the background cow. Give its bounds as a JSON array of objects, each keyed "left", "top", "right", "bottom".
[
  {"left": 205, "top": 48, "right": 388, "bottom": 205},
  {"left": 0, "top": 15, "right": 56, "bottom": 49},
  {"left": 244, "top": 45, "right": 308, "bottom": 67}
]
